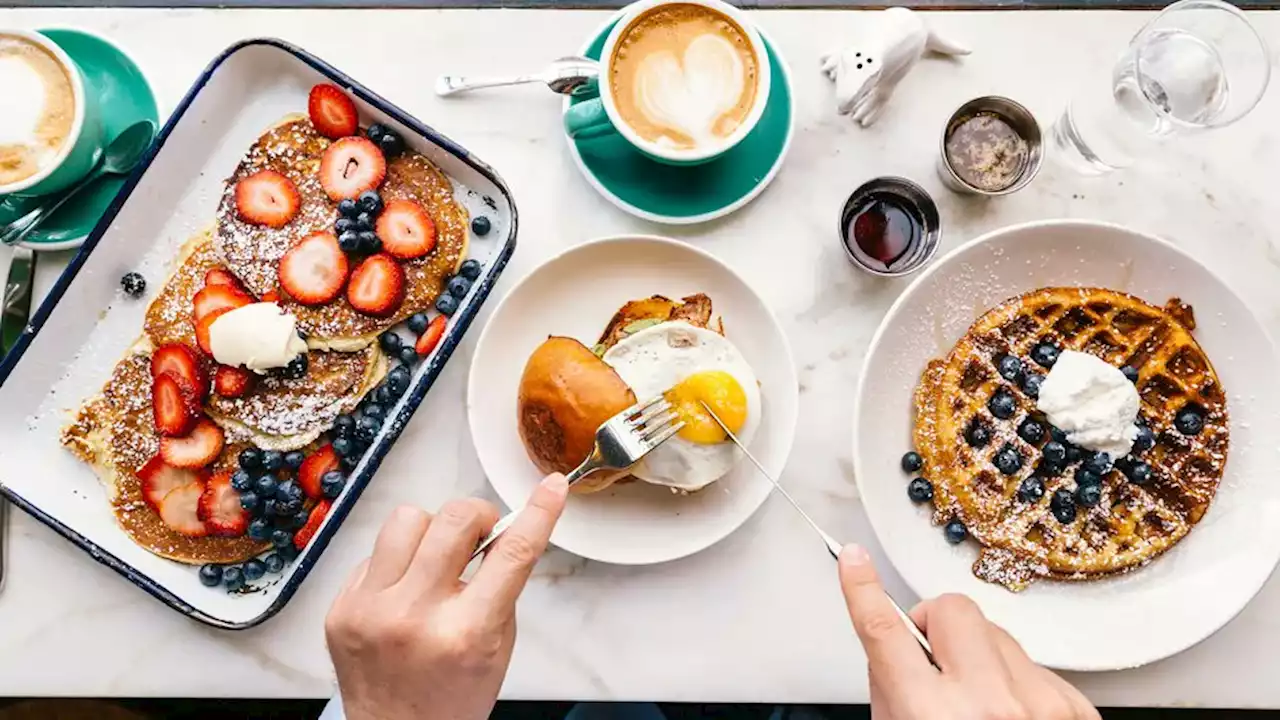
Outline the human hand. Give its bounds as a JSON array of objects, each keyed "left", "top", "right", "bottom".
[
  {"left": 838, "top": 545, "right": 1100, "bottom": 720},
  {"left": 325, "top": 473, "right": 569, "bottom": 720}
]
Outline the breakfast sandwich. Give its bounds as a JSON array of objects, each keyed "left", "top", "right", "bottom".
[{"left": 518, "top": 294, "right": 760, "bottom": 495}]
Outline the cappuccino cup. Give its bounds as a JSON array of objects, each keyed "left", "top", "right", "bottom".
[
  {"left": 0, "top": 29, "right": 104, "bottom": 198},
  {"left": 564, "top": 0, "right": 771, "bottom": 166}
]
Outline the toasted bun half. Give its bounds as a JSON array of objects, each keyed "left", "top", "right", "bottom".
[{"left": 517, "top": 337, "right": 636, "bottom": 494}]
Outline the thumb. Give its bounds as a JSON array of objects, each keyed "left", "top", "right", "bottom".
[{"left": 838, "top": 544, "right": 933, "bottom": 680}]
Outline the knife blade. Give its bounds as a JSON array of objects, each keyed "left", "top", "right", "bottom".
[{"left": 1, "top": 246, "right": 35, "bottom": 355}]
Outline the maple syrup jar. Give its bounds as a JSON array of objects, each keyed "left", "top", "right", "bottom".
[{"left": 839, "top": 176, "right": 941, "bottom": 277}]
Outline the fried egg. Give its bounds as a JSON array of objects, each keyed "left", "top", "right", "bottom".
[{"left": 601, "top": 321, "right": 761, "bottom": 491}]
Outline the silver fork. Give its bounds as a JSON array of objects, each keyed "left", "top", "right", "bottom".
[{"left": 472, "top": 395, "right": 684, "bottom": 560}]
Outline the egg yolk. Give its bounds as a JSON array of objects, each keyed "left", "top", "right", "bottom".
[{"left": 664, "top": 370, "right": 748, "bottom": 444}]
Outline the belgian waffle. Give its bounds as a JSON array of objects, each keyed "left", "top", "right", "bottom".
[{"left": 913, "top": 287, "right": 1229, "bottom": 591}]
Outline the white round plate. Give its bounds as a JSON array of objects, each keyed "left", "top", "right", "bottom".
[
  {"left": 854, "top": 219, "right": 1280, "bottom": 671},
  {"left": 468, "top": 235, "right": 799, "bottom": 565}
]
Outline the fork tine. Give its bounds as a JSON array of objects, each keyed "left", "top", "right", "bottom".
[
  {"left": 644, "top": 421, "right": 685, "bottom": 448},
  {"left": 619, "top": 395, "right": 665, "bottom": 420},
  {"left": 640, "top": 412, "right": 680, "bottom": 439},
  {"left": 630, "top": 399, "right": 673, "bottom": 428}
]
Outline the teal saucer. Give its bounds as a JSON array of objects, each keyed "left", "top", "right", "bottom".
[
  {"left": 564, "top": 17, "right": 794, "bottom": 225},
  {"left": 0, "top": 29, "right": 158, "bottom": 251}
]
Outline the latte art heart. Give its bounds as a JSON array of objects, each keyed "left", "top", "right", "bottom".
[{"left": 634, "top": 34, "right": 746, "bottom": 147}]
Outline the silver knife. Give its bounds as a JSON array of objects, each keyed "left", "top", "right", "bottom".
[
  {"left": 2, "top": 245, "right": 35, "bottom": 356},
  {"left": 699, "top": 401, "right": 936, "bottom": 666}
]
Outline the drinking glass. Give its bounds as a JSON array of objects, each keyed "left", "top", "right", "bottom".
[{"left": 1051, "top": 0, "right": 1270, "bottom": 174}]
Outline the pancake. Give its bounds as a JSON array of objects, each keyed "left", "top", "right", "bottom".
[{"left": 213, "top": 115, "right": 469, "bottom": 349}]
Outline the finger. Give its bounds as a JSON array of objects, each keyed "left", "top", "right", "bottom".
[
  {"left": 466, "top": 473, "right": 568, "bottom": 617},
  {"left": 914, "top": 594, "right": 1011, "bottom": 684},
  {"left": 992, "top": 627, "right": 1098, "bottom": 720},
  {"left": 838, "top": 544, "right": 935, "bottom": 685},
  {"left": 341, "top": 558, "right": 370, "bottom": 595},
  {"left": 405, "top": 497, "right": 501, "bottom": 591},
  {"left": 362, "top": 505, "right": 432, "bottom": 591}
]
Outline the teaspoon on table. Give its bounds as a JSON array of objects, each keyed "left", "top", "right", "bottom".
[
  {"left": 698, "top": 401, "right": 937, "bottom": 667},
  {"left": 435, "top": 56, "right": 599, "bottom": 98}
]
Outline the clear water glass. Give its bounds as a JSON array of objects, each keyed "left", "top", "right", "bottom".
[{"left": 1051, "top": 0, "right": 1271, "bottom": 174}]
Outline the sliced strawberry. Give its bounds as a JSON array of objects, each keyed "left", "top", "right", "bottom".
[
  {"left": 153, "top": 373, "right": 200, "bottom": 437},
  {"left": 294, "top": 499, "right": 333, "bottom": 550},
  {"left": 195, "top": 307, "right": 233, "bottom": 355},
  {"left": 278, "top": 231, "right": 349, "bottom": 306},
  {"left": 415, "top": 314, "right": 447, "bottom": 357},
  {"left": 347, "top": 253, "right": 405, "bottom": 318},
  {"left": 235, "top": 170, "right": 301, "bottom": 228},
  {"left": 214, "top": 364, "right": 254, "bottom": 398},
  {"left": 160, "top": 418, "right": 225, "bottom": 469},
  {"left": 204, "top": 268, "right": 245, "bottom": 291},
  {"left": 319, "top": 136, "right": 386, "bottom": 201},
  {"left": 375, "top": 200, "right": 437, "bottom": 260},
  {"left": 150, "top": 343, "right": 208, "bottom": 399},
  {"left": 192, "top": 284, "right": 252, "bottom": 325},
  {"left": 298, "top": 444, "right": 340, "bottom": 500},
  {"left": 308, "top": 83, "right": 359, "bottom": 139},
  {"left": 158, "top": 482, "right": 209, "bottom": 538},
  {"left": 198, "top": 471, "right": 249, "bottom": 537},
  {"left": 262, "top": 290, "right": 280, "bottom": 303},
  {"left": 138, "top": 455, "right": 202, "bottom": 511}
]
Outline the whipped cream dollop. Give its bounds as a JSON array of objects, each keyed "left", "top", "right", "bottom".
[
  {"left": 208, "top": 302, "right": 307, "bottom": 373},
  {"left": 1036, "top": 349, "right": 1140, "bottom": 457},
  {"left": 635, "top": 34, "right": 745, "bottom": 147}
]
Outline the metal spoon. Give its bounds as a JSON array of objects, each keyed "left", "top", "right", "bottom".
[
  {"left": 1, "top": 119, "right": 157, "bottom": 247},
  {"left": 435, "top": 56, "right": 599, "bottom": 98}
]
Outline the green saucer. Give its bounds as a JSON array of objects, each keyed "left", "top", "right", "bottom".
[
  {"left": 0, "top": 29, "right": 158, "bottom": 251},
  {"left": 564, "top": 18, "right": 794, "bottom": 225}
]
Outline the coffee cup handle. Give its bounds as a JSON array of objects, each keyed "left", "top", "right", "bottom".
[{"left": 564, "top": 98, "right": 617, "bottom": 141}]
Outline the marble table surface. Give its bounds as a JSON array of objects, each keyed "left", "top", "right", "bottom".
[{"left": 3, "top": 7, "right": 1280, "bottom": 707}]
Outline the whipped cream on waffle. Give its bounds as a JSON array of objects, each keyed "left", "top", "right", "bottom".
[
  {"left": 209, "top": 302, "right": 307, "bottom": 373},
  {"left": 1037, "top": 349, "right": 1140, "bottom": 457}
]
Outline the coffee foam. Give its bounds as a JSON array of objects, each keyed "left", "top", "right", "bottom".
[
  {"left": 634, "top": 34, "right": 745, "bottom": 147},
  {"left": 0, "top": 36, "right": 76, "bottom": 186}
]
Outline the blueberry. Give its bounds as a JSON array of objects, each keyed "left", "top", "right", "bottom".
[
  {"left": 435, "top": 293, "right": 459, "bottom": 317},
  {"left": 378, "top": 129, "right": 405, "bottom": 157},
  {"left": 239, "top": 447, "right": 263, "bottom": 470},
  {"left": 987, "top": 390, "right": 1016, "bottom": 420},
  {"left": 1132, "top": 425, "right": 1156, "bottom": 453},
  {"left": 283, "top": 354, "right": 308, "bottom": 380},
  {"left": 271, "top": 529, "right": 294, "bottom": 549},
  {"left": 1125, "top": 461, "right": 1153, "bottom": 485},
  {"left": 338, "top": 231, "right": 361, "bottom": 254},
  {"left": 996, "top": 354, "right": 1024, "bottom": 383},
  {"left": 944, "top": 521, "right": 968, "bottom": 545},
  {"left": 965, "top": 421, "right": 991, "bottom": 448},
  {"left": 258, "top": 450, "right": 281, "bottom": 472},
  {"left": 1121, "top": 365, "right": 1140, "bottom": 384},
  {"left": 386, "top": 366, "right": 410, "bottom": 396},
  {"left": 372, "top": 384, "right": 393, "bottom": 406},
  {"left": 231, "top": 470, "right": 253, "bottom": 492},
  {"left": 407, "top": 313, "right": 429, "bottom": 334},
  {"left": 458, "top": 259, "right": 482, "bottom": 281},
  {"left": 333, "top": 414, "right": 355, "bottom": 438},
  {"left": 335, "top": 217, "right": 355, "bottom": 236},
  {"left": 1031, "top": 343, "right": 1060, "bottom": 368},
  {"left": 223, "top": 566, "right": 245, "bottom": 591},
  {"left": 366, "top": 123, "right": 389, "bottom": 143},
  {"left": 907, "top": 477, "right": 933, "bottom": 503},
  {"left": 447, "top": 276, "right": 472, "bottom": 299},
  {"left": 1050, "top": 426, "right": 1068, "bottom": 444},
  {"left": 901, "top": 451, "right": 923, "bottom": 473},
  {"left": 1074, "top": 467, "right": 1101, "bottom": 487},
  {"left": 1085, "top": 452, "right": 1112, "bottom": 475},
  {"left": 341, "top": 453, "right": 360, "bottom": 471},
  {"left": 198, "top": 564, "right": 223, "bottom": 587},
  {"left": 1034, "top": 458, "right": 1062, "bottom": 477},
  {"left": 470, "top": 216, "right": 491, "bottom": 236},
  {"left": 121, "top": 272, "right": 147, "bottom": 298},
  {"left": 994, "top": 444, "right": 1023, "bottom": 476},
  {"left": 322, "top": 470, "right": 346, "bottom": 499},
  {"left": 290, "top": 509, "right": 310, "bottom": 530},
  {"left": 243, "top": 559, "right": 266, "bottom": 581},
  {"left": 1018, "top": 476, "right": 1045, "bottom": 503},
  {"left": 397, "top": 345, "right": 418, "bottom": 366},
  {"left": 276, "top": 479, "right": 303, "bottom": 504},
  {"left": 261, "top": 499, "right": 280, "bottom": 518},
  {"left": 1051, "top": 489, "right": 1077, "bottom": 524},
  {"left": 1042, "top": 441, "right": 1067, "bottom": 466},
  {"left": 284, "top": 451, "right": 306, "bottom": 471},
  {"left": 363, "top": 403, "right": 386, "bottom": 421},
  {"left": 264, "top": 553, "right": 286, "bottom": 574},
  {"left": 332, "top": 436, "right": 355, "bottom": 457},
  {"left": 248, "top": 518, "right": 271, "bottom": 542},
  {"left": 358, "top": 190, "right": 383, "bottom": 216},
  {"left": 278, "top": 544, "right": 301, "bottom": 563},
  {"left": 254, "top": 475, "right": 278, "bottom": 498},
  {"left": 358, "top": 231, "right": 381, "bottom": 254},
  {"left": 379, "top": 331, "right": 402, "bottom": 353},
  {"left": 357, "top": 415, "right": 382, "bottom": 442},
  {"left": 1175, "top": 407, "right": 1204, "bottom": 435},
  {"left": 1065, "top": 444, "right": 1087, "bottom": 465},
  {"left": 1017, "top": 418, "right": 1045, "bottom": 445},
  {"left": 1021, "top": 373, "right": 1043, "bottom": 399},
  {"left": 355, "top": 212, "right": 375, "bottom": 233},
  {"left": 338, "top": 198, "right": 360, "bottom": 218},
  {"left": 1076, "top": 483, "right": 1103, "bottom": 508},
  {"left": 239, "top": 491, "right": 260, "bottom": 512}
]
